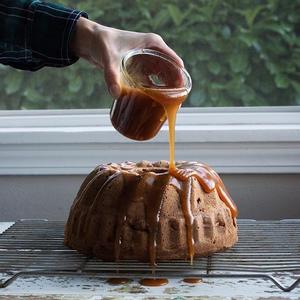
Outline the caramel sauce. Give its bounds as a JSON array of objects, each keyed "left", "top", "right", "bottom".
[
  {"left": 180, "top": 178, "right": 195, "bottom": 263},
  {"left": 149, "top": 90, "right": 237, "bottom": 262},
  {"left": 139, "top": 278, "right": 169, "bottom": 287},
  {"left": 183, "top": 277, "right": 203, "bottom": 284},
  {"left": 107, "top": 278, "right": 130, "bottom": 285},
  {"left": 162, "top": 95, "right": 238, "bottom": 262},
  {"left": 171, "top": 163, "right": 238, "bottom": 218},
  {"left": 110, "top": 86, "right": 167, "bottom": 141}
]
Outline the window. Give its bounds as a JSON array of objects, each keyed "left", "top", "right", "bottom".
[
  {"left": 1, "top": 0, "right": 300, "bottom": 176},
  {"left": 0, "top": 0, "right": 299, "bottom": 110}
]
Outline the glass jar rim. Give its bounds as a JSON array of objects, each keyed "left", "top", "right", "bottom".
[{"left": 121, "top": 48, "right": 192, "bottom": 92}]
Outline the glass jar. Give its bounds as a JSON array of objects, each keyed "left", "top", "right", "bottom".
[{"left": 110, "top": 49, "right": 192, "bottom": 141}]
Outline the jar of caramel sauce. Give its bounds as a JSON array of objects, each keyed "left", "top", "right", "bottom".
[{"left": 110, "top": 49, "right": 192, "bottom": 141}]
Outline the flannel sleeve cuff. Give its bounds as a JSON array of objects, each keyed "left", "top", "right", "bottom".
[{"left": 27, "top": 1, "right": 88, "bottom": 69}]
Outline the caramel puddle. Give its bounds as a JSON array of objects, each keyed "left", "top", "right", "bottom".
[{"left": 139, "top": 278, "right": 169, "bottom": 287}]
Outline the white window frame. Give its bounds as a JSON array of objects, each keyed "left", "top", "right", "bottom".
[{"left": 0, "top": 106, "right": 300, "bottom": 175}]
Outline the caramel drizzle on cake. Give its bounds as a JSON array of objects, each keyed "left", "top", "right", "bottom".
[
  {"left": 171, "top": 162, "right": 238, "bottom": 218},
  {"left": 76, "top": 161, "right": 237, "bottom": 265},
  {"left": 180, "top": 178, "right": 195, "bottom": 263},
  {"left": 170, "top": 162, "right": 237, "bottom": 262}
]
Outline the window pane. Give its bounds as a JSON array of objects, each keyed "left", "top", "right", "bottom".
[{"left": 0, "top": 0, "right": 299, "bottom": 110}]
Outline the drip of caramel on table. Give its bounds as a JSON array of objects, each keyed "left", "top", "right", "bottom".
[
  {"left": 139, "top": 278, "right": 169, "bottom": 287},
  {"left": 183, "top": 277, "right": 203, "bottom": 284}
]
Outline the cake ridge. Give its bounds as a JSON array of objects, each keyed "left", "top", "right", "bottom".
[
  {"left": 114, "top": 172, "right": 141, "bottom": 262},
  {"left": 179, "top": 177, "right": 195, "bottom": 262},
  {"left": 143, "top": 172, "right": 170, "bottom": 265}
]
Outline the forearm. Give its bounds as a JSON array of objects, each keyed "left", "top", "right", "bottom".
[
  {"left": 70, "top": 17, "right": 113, "bottom": 69},
  {"left": 0, "top": 0, "right": 87, "bottom": 71},
  {"left": 70, "top": 18, "right": 99, "bottom": 65}
]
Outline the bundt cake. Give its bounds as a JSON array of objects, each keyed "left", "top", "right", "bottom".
[{"left": 64, "top": 161, "right": 238, "bottom": 264}]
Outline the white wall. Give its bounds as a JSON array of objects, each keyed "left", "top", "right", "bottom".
[{"left": 1, "top": 174, "right": 299, "bottom": 221}]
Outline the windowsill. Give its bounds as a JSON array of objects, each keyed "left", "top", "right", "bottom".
[{"left": 0, "top": 107, "right": 300, "bottom": 175}]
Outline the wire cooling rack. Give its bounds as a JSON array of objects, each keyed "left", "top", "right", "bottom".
[{"left": 0, "top": 219, "right": 299, "bottom": 292}]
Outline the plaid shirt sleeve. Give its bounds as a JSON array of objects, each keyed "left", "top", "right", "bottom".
[{"left": 0, "top": 0, "right": 88, "bottom": 71}]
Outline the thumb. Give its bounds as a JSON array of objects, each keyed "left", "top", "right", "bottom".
[{"left": 104, "top": 65, "right": 121, "bottom": 99}]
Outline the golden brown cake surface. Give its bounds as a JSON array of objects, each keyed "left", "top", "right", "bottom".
[{"left": 64, "top": 161, "right": 238, "bottom": 263}]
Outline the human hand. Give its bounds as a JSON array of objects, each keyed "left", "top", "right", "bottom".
[{"left": 71, "top": 17, "right": 184, "bottom": 98}]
